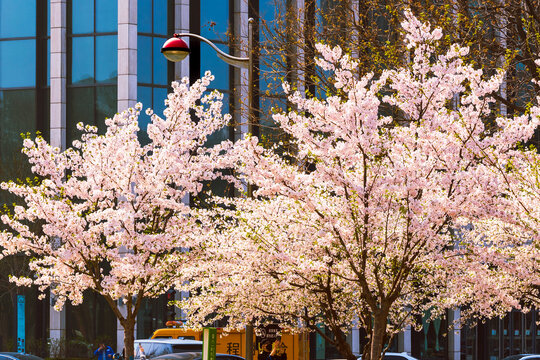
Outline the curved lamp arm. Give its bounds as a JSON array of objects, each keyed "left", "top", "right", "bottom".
[{"left": 173, "top": 33, "right": 249, "bottom": 69}]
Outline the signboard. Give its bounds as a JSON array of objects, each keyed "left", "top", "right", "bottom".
[
  {"left": 17, "top": 295, "right": 25, "bottom": 353},
  {"left": 202, "top": 327, "right": 217, "bottom": 360}
]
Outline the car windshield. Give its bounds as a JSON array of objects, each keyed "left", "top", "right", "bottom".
[
  {"left": 503, "top": 356, "right": 529, "bottom": 360},
  {"left": 172, "top": 345, "right": 203, "bottom": 353},
  {"left": 136, "top": 343, "right": 172, "bottom": 359}
]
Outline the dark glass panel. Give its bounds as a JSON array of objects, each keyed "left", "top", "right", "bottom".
[
  {"left": 152, "top": 38, "right": 168, "bottom": 85},
  {"left": 0, "top": 0, "right": 36, "bottom": 38},
  {"left": 0, "top": 40, "right": 36, "bottom": 88},
  {"left": 137, "top": 85, "right": 152, "bottom": 130},
  {"left": 153, "top": 87, "right": 167, "bottom": 117},
  {"left": 95, "top": 35, "right": 117, "bottom": 83},
  {"left": 67, "top": 87, "right": 94, "bottom": 145},
  {"left": 200, "top": 43, "right": 229, "bottom": 90},
  {"left": 71, "top": 36, "right": 94, "bottom": 84},
  {"left": 72, "top": 0, "right": 94, "bottom": 34},
  {"left": 200, "top": 0, "right": 228, "bottom": 39},
  {"left": 47, "top": 0, "right": 50, "bottom": 36},
  {"left": 153, "top": 0, "right": 168, "bottom": 35},
  {"left": 96, "top": 0, "right": 118, "bottom": 33},
  {"left": 205, "top": 93, "right": 229, "bottom": 147},
  {"left": 136, "top": 296, "right": 167, "bottom": 339},
  {"left": 137, "top": 35, "right": 152, "bottom": 84},
  {"left": 0, "top": 89, "right": 36, "bottom": 176},
  {"left": 96, "top": 85, "right": 117, "bottom": 133},
  {"left": 138, "top": 0, "right": 152, "bottom": 33}
]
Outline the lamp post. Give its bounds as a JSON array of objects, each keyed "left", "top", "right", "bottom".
[
  {"left": 161, "top": 18, "right": 257, "bottom": 360},
  {"left": 161, "top": 18, "right": 256, "bottom": 135}
]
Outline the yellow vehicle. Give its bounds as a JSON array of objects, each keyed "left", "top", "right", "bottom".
[{"left": 151, "top": 321, "right": 309, "bottom": 360}]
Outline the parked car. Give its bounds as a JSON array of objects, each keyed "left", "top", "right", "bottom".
[
  {"left": 153, "top": 352, "right": 244, "bottom": 360},
  {"left": 357, "top": 352, "right": 419, "bottom": 360},
  {"left": 502, "top": 355, "right": 540, "bottom": 360},
  {"left": 0, "top": 353, "right": 44, "bottom": 360},
  {"left": 135, "top": 339, "right": 203, "bottom": 360}
]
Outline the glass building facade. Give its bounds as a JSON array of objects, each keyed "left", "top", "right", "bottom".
[{"left": 0, "top": 1, "right": 537, "bottom": 359}]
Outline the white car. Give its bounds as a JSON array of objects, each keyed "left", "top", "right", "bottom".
[
  {"left": 357, "top": 352, "right": 419, "bottom": 360},
  {"left": 502, "top": 355, "right": 540, "bottom": 360},
  {"left": 134, "top": 339, "right": 203, "bottom": 360}
]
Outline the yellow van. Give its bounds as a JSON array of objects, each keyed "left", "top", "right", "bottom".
[{"left": 151, "top": 322, "right": 308, "bottom": 360}]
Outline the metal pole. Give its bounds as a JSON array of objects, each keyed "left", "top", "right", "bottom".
[{"left": 245, "top": 18, "right": 255, "bottom": 360}]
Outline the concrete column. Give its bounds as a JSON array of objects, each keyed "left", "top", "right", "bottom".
[
  {"left": 448, "top": 309, "right": 461, "bottom": 360},
  {"left": 118, "top": 0, "right": 137, "bottom": 112},
  {"left": 398, "top": 325, "right": 412, "bottom": 355},
  {"left": 49, "top": 1, "right": 67, "bottom": 353},
  {"left": 175, "top": 0, "right": 190, "bottom": 81},
  {"left": 232, "top": 0, "right": 249, "bottom": 139},
  {"left": 50, "top": 0, "right": 66, "bottom": 150}
]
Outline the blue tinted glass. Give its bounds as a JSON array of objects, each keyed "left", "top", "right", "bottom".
[
  {"left": 96, "top": 0, "right": 118, "bottom": 33},
  {"left": 0, "top": 0, "right": 36, "bottom": 38},
  {"left": 153, "top": 0, "right": 167, "bottom": 35},
  {"left": 153, "top": 87, "right": 167, "bottom": 117},
  {"left": 138, "top": 0, "right": 152, "bottom": 33},
  {"left": 152, "top": 38, "right": 167, "bottom": 85},
  {"left": 96, "top": 35, "right": 117, "bottom": 83},
  {"left": 72, "top": 0, "right": 94, "bottom": 34},
  {"left": 200, "top": 0, "right": 228, "bottom": 39},
  {"left": 137, "top": 36, "right": 152, "bottom": 84},
  {"left": 71, "top": 36, "right": 94, "bottom": 84},
  {"left": 259, "top": 0, "right": 276, "bottom": 24},
  {"left": 0, "top": 40, "right": 36, "bottom": 87},
  {"left": 137, "top": 85, "right": 152, "bottom": 130},
  {"left": 96, "top": 86, "right": 117, "bottom": 132},
  {"left": 200, "top": 43, "right": 229, "bottom": 90}
]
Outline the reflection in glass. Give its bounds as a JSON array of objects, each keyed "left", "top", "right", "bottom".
[
  {"left": 200, "top": 0, "right": 228, "bottom": 39},
  {"left": 96, "top": 0, "right": 118, "bottom": 33},
  {"left": 96, "top": 35, "right": 118, "bottom": 83},
  {"left": 0, "top": 40, "right": 36, "bottom": 88},
  {"left": 200, "top": 43, "right": 229, "bottom": 90},
  {"left": 71, "top": 37, "right": 94, "bottom": 84},
  {"left": 0, "top": 0, "right": 36, "bottom": 38},
  {"left": 96, "top": 86, "right": 117, "bottom": 133},
  {"left": 137, "top": 85, "right": 152, "bottom": 130},
  {"left": 138, "top": 36, "right": 152, "bottom": 84},
  {"left": 206, "top": 93, "right": 230, "bottom": 147},
  {"left": 0, "top": 90, "right": 37, "bottom": 166},
  {"left": 72, "top": 0, "right": 94, "bottom": 34},
  {"left": 152, "top": 87, "right": 167, "bottom": 116},
  {"left": 138, "top": 0, "right": 152, "bottom": 33},
  {"left": 153, "top": 0, "right": 168, "bottom": 35},
  {"left": 67, "top": 87, "right": 94, "bottom": 145},
  {"left": 152, "top": 38, "right": 168, "bottom": 85}
]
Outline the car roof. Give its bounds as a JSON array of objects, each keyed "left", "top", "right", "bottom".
[
  {"left": 357, "top": 353, "right": 418, "bottom": 360},
  {"left": 153, "top": 353, "right": 245, "bottom": 360},
  {"left": 0, "top": 353, "right": 44, "bottom": 360},
  {"left": 502, "top": 355, "right": 540, "bottom": 360},
  {"left": 135, "top": 339, "right": 203, "bottom": 345}
]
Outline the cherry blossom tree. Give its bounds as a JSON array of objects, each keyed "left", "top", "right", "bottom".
[
  {"left": 0, "top": 72, "right": 235, "bottom": 359},
  {"left": 180, "top": 12, "right": 540, "bottom": 360}
]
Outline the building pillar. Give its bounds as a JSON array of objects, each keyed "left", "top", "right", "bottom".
[
  {"left": 50, "top": 0, "right": 66, "bottom": 150},
  {"left": 232, "top": 0, "right": 249, "bottom": 139},
  {"left": 398, "top": 325, "right": 412, "bottom": 355},
  {"left": 448, "top": 309, "right": 461, "bottom": 360},
  {"left": 175, "top": 0, "right": 190, "bottom": 81},
  {"left": 49, "top": 1, "right": 67, "bottom": 353},
  {"left": 118, "top": 0, "right": 137, "bottom": 112}
]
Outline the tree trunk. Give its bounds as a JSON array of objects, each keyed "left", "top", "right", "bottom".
[
  {"left": 122, "top": 316, "right": 136, "bottom": 360},
  {"left": 328, "top": 324, "right": 358, "bottom": 360},
  {"left": 370, "top": 312, "right": 388, "bottom": 360}
]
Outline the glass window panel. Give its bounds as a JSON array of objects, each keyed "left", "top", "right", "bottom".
[
  {"left": 72, "top": 36, "right": 94, "bottom": 84},
  {"left": 200, "top": 0, "right": 228, "bottom": 39},
  {"left": 0, "top": 40, "right": 36, "bottom": 88},
  {"left": 259, "top": 0, "right": 276, "bottom": 25},
  {"left": 0, "top": 89, "right": 37, "bottom": 166},
  {"left": 153, "top": 87, "right": 167, "bottom": 117},
  {"left": 152, "top": 38, "right": 168, "bottom": 85},
  {"left": 95, "top": 35, "right": 117, "bottom": 83},
  {"left": 67, "top": 87, "right": 94, "bottom": 145},
  {"left": 153, "top": 0, "right": 168, "bottom": 35},
  {"left": 0, "top": 0, "right": 36, "bottom": 38},
  {"left": 96, "top": 86, "right": 117, "bottom": 133},
  {"left": 138, "top": 0, "right": 152, "bottom": 33},
  {"left": 137, "top": 35, "right": 152, "bottom": 84},
  {"left": 200, "top": 43, "right": 229, "bottom": 90},
  {"left": 137, "top": 85, "right": 152, "bottom": 131},
  {"left": 72, "top": 0, "right": 94, "bottom": 34},
  {"left": 96, "top": 0, "right": 117, "bottom": 33}
]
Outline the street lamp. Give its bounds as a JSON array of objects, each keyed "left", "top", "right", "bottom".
[
  {"left": 161, "top": 18, "right": 256, "bottom": 135},
  {"left": 161, "top": 18, "right": 257, "bottom": 360}
]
